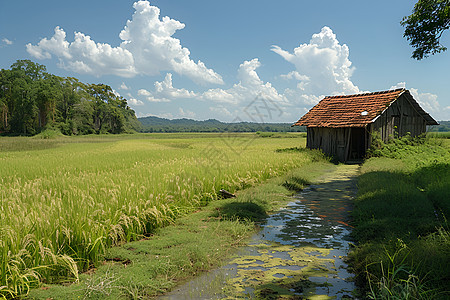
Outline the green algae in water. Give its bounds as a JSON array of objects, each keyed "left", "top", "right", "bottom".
[
  {"left": 224, "top": 241, "right": 337, "bottom": 299},
  {"left": 221, "top": 165, "right": 359, "bottom": 299}
]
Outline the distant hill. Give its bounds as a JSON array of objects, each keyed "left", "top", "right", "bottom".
[
  {"left": 138, "top": 116, "right": 305, "bottom": 133},
  {"left": 428, "top": 121, "right": 450, "bottom": 132}
]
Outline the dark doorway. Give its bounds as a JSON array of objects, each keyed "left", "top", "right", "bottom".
[{"left": 347, "top": 128, "right": 366, "bottom": 161}]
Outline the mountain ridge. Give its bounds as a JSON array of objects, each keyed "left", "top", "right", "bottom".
[{"left": 138, "top": 116, "right": 305, "bottom": 132}]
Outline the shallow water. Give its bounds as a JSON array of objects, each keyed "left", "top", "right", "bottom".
[{"left": 160, "top": 165, "right": 359, "bottom": 299}]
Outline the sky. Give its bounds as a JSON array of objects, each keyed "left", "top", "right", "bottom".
[{"left": 1, "top": 0, "right": 449, "bottom": 122}]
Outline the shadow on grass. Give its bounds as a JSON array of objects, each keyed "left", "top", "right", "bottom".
[
  {"left": 350, "top": 162, "right": 450, "bottom": 296},
  {"left": 213, "top": 201, "right": 268, "bottom": 222},
  {"left": 282, "top": 176, "right": 310, "bottom": 192},
  {"left": 276, "top": 147, "right": 332, "bottom": 162}
]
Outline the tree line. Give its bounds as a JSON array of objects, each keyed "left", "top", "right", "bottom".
[
  {"left": 139, "top": 116, "right": 306, "bottom": 133},
  {"left": 0, "top": 60, "right": 140, "bottom": 135}
]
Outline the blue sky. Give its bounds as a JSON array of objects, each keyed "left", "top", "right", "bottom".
[{"left": 1, "top": 0, "right": 449, "bottom": 122}]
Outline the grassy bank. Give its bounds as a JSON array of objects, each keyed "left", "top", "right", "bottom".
[
  {"left": 350, "top": 135, "right": 450, "bottom": 299},
  {"left": 0, "top": 132, "right": 321, "bottom": 298},
  {"left": 28, "top": 154, "right": 333, "bottom": 299}
]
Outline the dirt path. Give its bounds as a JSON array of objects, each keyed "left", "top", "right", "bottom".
[{"left": 160, "top": 164, "right": 360, "bottom": 299}]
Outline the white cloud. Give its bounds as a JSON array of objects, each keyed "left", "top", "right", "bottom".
[
  {"left": 280, "top": 71, "right": 309, "bottom": 82},
  {"left": 137, "top": 73, "right": 197, "bottom": 102},
  {"left": 137, "top": 89, "right": 152, "bottom": 97},
  {"left": 272, "top": 26, "right": 359, "bottom": 97},
  {"left": 202, "top": 88, "right": 236, "bottom": 104},
  {"left": 390, "top": 82, "right": 446, "bottom": 120},
  {"left": 178, "top": 107, "right": 196, "bottom": 118},
  {"left": 138, "top": 91, "right": 170, "bottom": 103},
  {"left": 201, "top": 58, "right": 286, "bottom": 106},
  {"left": 128, "top": 98, "right": 144, "bottom": 106},
  {"left": 410, "top": 88, "right": 441, "bottom": 116},
  {"left": 2, "top": 38, "right": 13, "bottom": 45},
  {"left": 154, "top": 73, "right": 197, "bottom": 98},
  {"left": 209, "top": 106, "right": 233, "bottom": 117},
  {"left": 137, "top": 87, "right": 170, "bottom": 102},
  {"left": 112, "top": 89, "right": 121, "bottom": 98},
  {"left": 27, "top": 26, "right": 136, "bottom": 77},
  {"left": 26, "top": 1, "right": 223, "bottom": 85},
  {"left": 390, "top": 82, "right": 406, "bottom": 90},
  {"left": 120, "top": 82, "right": 130, "bottom": 90},
  {"left": 283, "top": 88, "right": 322, "bottom": 106}
]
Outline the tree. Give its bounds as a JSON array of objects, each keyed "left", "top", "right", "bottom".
[
  {"left": 1, "top": 60, "right": 139, "bottom": 135},
  {"left": 10, "top": 59, "right": 47, "bottom": 80},
  {"left": 401, "top": 0, "right": 450, "bottom": 60}
]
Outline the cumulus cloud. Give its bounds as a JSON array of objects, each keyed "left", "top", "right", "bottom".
[
  {"left": 390, "top": 82, "right": 406, "bottom": 90},
  {"left": 390, "top": 82, "right": 445, "bottom": 120},
  {"left": 198, "top": 28, "right": 360, "bottom": 121},
  {"left": 26, "top": 26, "right": 137, "bottom": 77},
  {"left": 178, "top": 107, "right": 196, "bottom": 118},
  {"left": 280, "top": 71, "right": 309, "bottom": 82},
  {"left": 272, "top": 26, "right": 359, "bottom": 97},
  {"left": 201, "top": 58, "right": 286, "bottom": 106},
  {"left": 128, "top": 97, "right": 145, "bottom": 106},
  {"left": 410, "top": 88, "right": 441, "bottom": 116},
  {"left": 129, "top": 58, "right": 288, "bottom": 121},
  {"left": 154, "top": 73, "right": 197, "bottom": 98},
  {"left": 137, "top": 73, "right": 197, "bottom": 102},
  {"left": 26, "top": 1, "right": 223, "bottom": 85},
  {"left": 209, "top": 106, "right": 233, "bottom": 117}
]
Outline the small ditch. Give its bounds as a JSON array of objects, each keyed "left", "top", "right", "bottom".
[{"left": 160, "top": 165, "right": 359, "bottom": 299}]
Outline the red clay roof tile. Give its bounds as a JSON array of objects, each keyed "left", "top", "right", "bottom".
[{"left": 293, "top": 89, "right": 405, "bottom": 127}]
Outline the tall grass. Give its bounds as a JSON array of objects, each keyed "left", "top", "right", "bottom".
[
  {"left": 350, "top": 134, "right": 450, "bottom": 298},
  {"left": 0, "top": 133, "right": 315, "bottom": 298}
]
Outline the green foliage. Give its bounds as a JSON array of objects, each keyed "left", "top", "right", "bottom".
[
  {"left": 0, "top": 60, "right": 140, "bottom": 136},
  {"left": 366, "top": 240, "right": 434, "bottom": 300},
  {"left": 427, "top": 120, "right": 450, "bottom": 133},
  {"left": 33, "top": 127, "right": 64, "bottom": 139},
  {"left": 28, "top": 159, "right": 333, "bottom": 300},
  {"left": 367, "top": 132, "right": 447, "bottom": 161},
  {"left": 401, "top": 0, "right": 450, "bottom": 60},
  {"left": 350, "top": 137, "right": 450, "bottom": 298},
  {"left": 0, "top": 133, "right": 324, "bottom": 298}
]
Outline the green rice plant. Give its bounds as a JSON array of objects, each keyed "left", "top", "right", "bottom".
[{"left": 0, "top": 133, "right": 317, "bottom": 297}]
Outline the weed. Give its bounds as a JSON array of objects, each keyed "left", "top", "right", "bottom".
[
  {"left": 366, "top": 242, "right": 433, "bottom": 300},
  {"left": 350, "top": 136, "right": 450, "bottom": 298},
  {"left": 83, "top": 270, "right": 120, "bottom": 298}
]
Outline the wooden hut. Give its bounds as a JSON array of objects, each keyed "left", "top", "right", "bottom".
[{"left": 292, "top": 88, "right": 438, "bottom": 162}]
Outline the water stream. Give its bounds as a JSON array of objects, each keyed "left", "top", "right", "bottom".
[{"left": 160, "top": 165, "right": 359, "bottom": 299}]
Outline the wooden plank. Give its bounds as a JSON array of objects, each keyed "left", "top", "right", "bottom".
[{"left": 344, "top": 127, "right": 351, "bottom": 162}]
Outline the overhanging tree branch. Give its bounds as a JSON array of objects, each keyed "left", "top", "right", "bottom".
[{"left": 401, "top": 0, "right": 450, "bottom": 60}]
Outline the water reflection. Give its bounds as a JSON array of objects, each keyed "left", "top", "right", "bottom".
[{"left": 160, "top": 165, "right": 359, "bottom": 299}]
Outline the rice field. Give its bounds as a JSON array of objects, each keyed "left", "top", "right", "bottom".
[{"left": 0, "top": 132, "right": 316, "bottom": 297}]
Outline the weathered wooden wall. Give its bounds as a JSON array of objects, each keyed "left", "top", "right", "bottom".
[
  {"left": 307, "top": 127, "right": 349, "bottom": 161},
  {"left": 305, "top": 93, "right": 430, "bottom": 162},
  {"left": 307, "top": 127, "right": 370, "bottom": 162},
  {"left": 371, "top": 94, "right": 427, "bottom": 141}
]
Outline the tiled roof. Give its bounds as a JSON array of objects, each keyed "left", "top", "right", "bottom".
[{"left": 292, "top": 88, "right": 437, "bottom": 127}]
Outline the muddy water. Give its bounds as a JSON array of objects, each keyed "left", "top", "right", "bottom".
[{"left": 160, "top": 165, "right": 359, "bottom": 299}]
